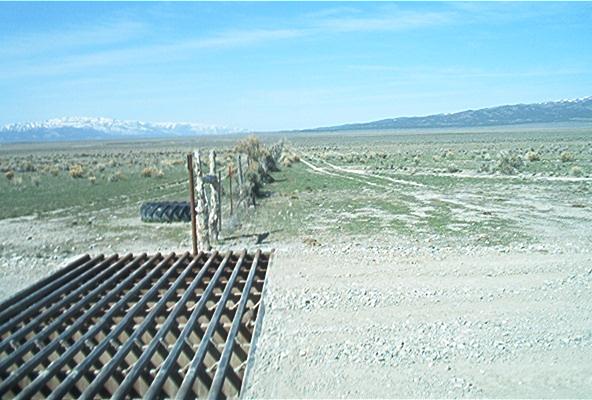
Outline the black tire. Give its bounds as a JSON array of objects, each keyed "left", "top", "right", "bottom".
[{"left": 140, "top": 201, "right": 191, "bottom": 223}]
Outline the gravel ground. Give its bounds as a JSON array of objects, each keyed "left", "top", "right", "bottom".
[
  {"left": 243, "top": 236, "right": 592, "bottom": 398},
  {"left": 2, "top": 212, "right": 591, "bottom": 398},
  {"left": 0, "top": 209, "right": 190, "bottom": 302},
  {"left": 1, "top": 176, "right": 591, "bottom": 398}
]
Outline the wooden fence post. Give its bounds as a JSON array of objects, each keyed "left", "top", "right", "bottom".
[
  {"left": 245, "top": 154, "right": 252, "bottom": 207},
  {"left": 194, "top": 150, "right": 210, "bottom": 251},
  {"left": 217, "top": 170, "right": 222, "bottom": 233},
  {"left": 228, "top": 164, "right": 233, "bottom": 216},
  {"left": 187, "top": 153, "right": 198, "bottom": 257},
  {"left": 208, "top": 150, "right": 219, "bottom": 242},
  {"left": 237, "top": 154, "right": 245, "bottom": 207}
]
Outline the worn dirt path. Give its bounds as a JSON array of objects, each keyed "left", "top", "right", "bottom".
[
  {"left": 243, "top": 240, "right": 592, "bottom": 398},
  {"left": 243, "top": 152, "right": 592, "bottom": 398}
]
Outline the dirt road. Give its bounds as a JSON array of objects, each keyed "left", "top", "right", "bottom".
[
  {"left": 2, "top": 135, "right": 591, "bottom": 398},
  {"left": 241, "top": 153, "right": 592, "bottom": 397},
  {"left": 243, "top": 237, "right": 592, "bottom": 398}
]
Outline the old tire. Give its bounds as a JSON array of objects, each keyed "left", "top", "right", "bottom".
[{"left": 140, "top": 201, "right": 191, "bottom": 223}]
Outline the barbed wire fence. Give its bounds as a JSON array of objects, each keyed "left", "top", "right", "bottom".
[{"left": 188, "top": 138, "right": 286, "bottom": 251}]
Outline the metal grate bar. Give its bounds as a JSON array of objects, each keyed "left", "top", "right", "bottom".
[
  {"left": 0, "top": 253, "right": 165, "bottom": 397},
  {"left": 76, "top": 252, "right": 210, "bottom": 400},
  {"left": 147, "top": 250, "right": 247, "bottom": 400},
  {"left": 0, "top": 254, "right": 150, "bottom": 377},
  {"left": 0, "top": 255, "right": 91, "bottom": 312},
  {"left": 47, "top": 252, "right": 195, "bottom": 400},
  {"left": 208, "top": 250, "right": 261, "bottom": 399},
  {"left": 0, "top": 254, "right": 131, "bottom": 347},
  {"left": 15, "top": 252, "right": 180, "bottom": 399},
  {"left": 0, "top": 250, "right": 271, "bottom": 399},
  {"left": 0, "top": 254, "right": 103, "bottom": 324},
  {"left": 122, "top": 251, "right": 234, "bottom": 400},
  {"left": 175, "top": 250, "right": 254, "bottom": 400}
]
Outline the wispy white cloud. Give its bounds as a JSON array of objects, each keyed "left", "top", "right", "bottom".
[
  {"left": 3, "top": 3, "right": 564, "bottom": 81},
  {"left": 448, "top": 2, "right": 573, "bottom": 25},
  {"left": 315, "top": 10, "right": 454, "bottom": 33},
  {"left": 184, "top": 28, "right": 306, "bottom": 49},
  {"left": 0, "top": 20, "right": 146, "bottom": 58},
  {"left": 303, "top": 6, "right": 362, "bottom": 19},
  {"left": 0, "top": 27, "right": 309, "bottom": 79},
  {"left": 347, "top": 65, "right": 590, "bottom": 80}
]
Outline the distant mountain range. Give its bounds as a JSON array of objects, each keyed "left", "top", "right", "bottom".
[
  {"left": 2, "top": 97, "right": 591, "bottom": 143},
  {"left": 308, "top": 96, "right": 592, "bottom": 132},
  {"left": 0, "top": 117, "right": 247, "bottom": 143}
]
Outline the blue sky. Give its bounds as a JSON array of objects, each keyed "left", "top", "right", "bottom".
[{"left": 1, "top": 2, "right": 591, "bottom": 131}]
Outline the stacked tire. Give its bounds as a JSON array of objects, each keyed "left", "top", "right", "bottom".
[{"left": 140, "top": 201, "right": 191, "bottom": 223}]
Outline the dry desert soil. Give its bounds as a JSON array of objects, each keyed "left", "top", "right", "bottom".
[{"left": 1, "top": 128, "right": 591, "bottom": 397}]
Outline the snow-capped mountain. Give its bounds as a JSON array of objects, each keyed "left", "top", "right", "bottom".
[
  {"left": 0, "top": 117, "right": 248, "bottom": 143},
  {"left": 309, "top": 96, "right": 592, "bottom": 131}
]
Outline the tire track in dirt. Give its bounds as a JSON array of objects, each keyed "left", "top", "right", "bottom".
[
  {"left": 317, "top": 158, "right": 427, "bottom": 188},
  {"left": 297, "top": 152, "right": 526, "bottom": 233},
  {"left": 299, "top": 156, "right": 397, "bottom": 192}
]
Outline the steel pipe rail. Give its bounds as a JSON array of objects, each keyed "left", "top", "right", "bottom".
[
  {"left": 0, "top": 249, "right": 271, "bottom": 399},
  {"left": 0, "top": 254, "right": 91, "bottom": 312}
]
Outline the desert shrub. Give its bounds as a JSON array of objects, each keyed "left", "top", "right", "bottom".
[
  {"left": 443, "top": 150, "right": 455, "bottom": 159},
  {"left": 495, "top": 151, "right": 523, "bottom": 175},
  {"left": 260, "top": 151, "right": 279, "bottom": 174},
  {"left": 161, "top": 158, "right": 184, "bottom": 167},
  {"left": 5, "top": 170, "right": 14, "bottom": 181},
  {"left": 19, "top": 160, "right": 35, "bottom": 172},
  {"left": 234, "top": 135, "right": 265, "bottom": 162},
  {"left": 141, "top": 167, "right": 164, "bottom": 178},
  {"left": 525, "top": 150, "right": 540, "bottom": 162},
  {"left": 108, "top": 171, "right": 126, "bottom": 182},
  {"left": 30, "top": 175, "right": 40, "bottom": 187},
  {"left": 281, "top": 153, "right": 301, "bottom": 168},
  {"left": 570, "top": 166, "right": 583, "bottom": 177},
  {"left": 39, "top": 165, "right": 60, "bottom": 176},
  {"left": 447, "top": 165, "right": 461, "bottom": 173},
  {"left": 560, "top": 151, "right": 575, "bottom": 163},
  {"left": 11, "top": 176, "right": 23, "bottom": 186},
  {"left": 478, "top": 163, "right": 493, "bottom": 173},
  {"left": 69, "top": 164, "right": 84, "bottom": 178}
]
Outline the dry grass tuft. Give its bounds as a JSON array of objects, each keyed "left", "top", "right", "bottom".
[
  {"left": 570, "top": 166, "right": 583, "bottom": 177},
  {"left": 10, "top": 176, "right": 23, "bottom": 186},
  {"left": 525, "top": 150, "right": 540, "bottom": 162},
  {"left": 560, "top": 151, "right": 575, "bottom": 163},
  {"left": 495, "top": 151, "right": 523, "bottom": 175},
  {"left": 234, "top": 135, "right": 273, "bottom": 164},
  {"left": 141, "top": 167, "right": 164, "bottom": 178},
  {"left": 281, "top": 153, "right": 301, "bottom": 167},
  {"left": 161, "top": 158, "right": 184, "bottom": 167},
  {"left": 108, "top": 171, "right": 126, "bottom": 182},
  {"left": 69, "top": 164, "right": 84, "bottom": 178}
]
